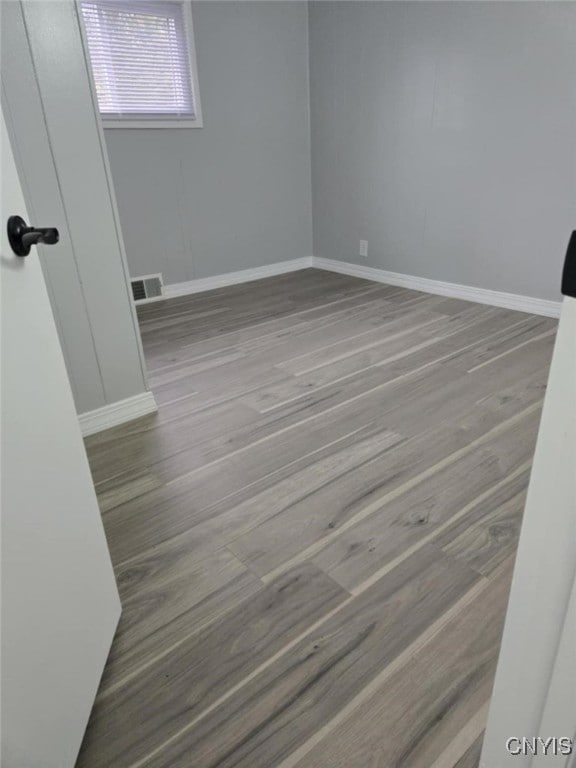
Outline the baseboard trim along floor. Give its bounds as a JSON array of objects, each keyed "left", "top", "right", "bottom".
[
  {"left": 78, "top": 391, "right": 158, "bottom": 437},
  {"left": 164, "top": 257, "right": 314, "bottom": 299},
  {"left": 313, "top": 257, "right": 562, "bottom": 319},
  {"left": 161, "top": 257, "right": 561, "bottom": 318}
]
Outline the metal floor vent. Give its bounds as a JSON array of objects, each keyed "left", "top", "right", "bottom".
[{"left": 130, "top": 274, "right": 163, "bottom": 303}]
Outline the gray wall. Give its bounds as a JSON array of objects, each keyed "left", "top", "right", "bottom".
[
  {"left": 2, "top": 1, "right": 149, "bottom": 415},
  {"left": 105, "top": 1, "right": 313, "bottom": 285},
  {"left": 309, "top": 1, "right": 576, "bottom": 302}
]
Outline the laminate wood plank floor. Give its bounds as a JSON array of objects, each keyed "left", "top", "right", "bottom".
[{"left": 79, "top": 269, "right": 556, "bottom": 768}]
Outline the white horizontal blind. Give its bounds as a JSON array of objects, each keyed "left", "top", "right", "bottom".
[{"left": 81, "top": 0, "right": 197, "bottom": 119}]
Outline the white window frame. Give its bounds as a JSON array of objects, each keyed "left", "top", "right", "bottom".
[{"left": 78, "top": 0, "right": 203, "bottom": 129}]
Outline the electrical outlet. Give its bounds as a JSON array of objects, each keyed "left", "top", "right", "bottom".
[{"left": 359, "top": 240, "right": 368, "bottom": 258}]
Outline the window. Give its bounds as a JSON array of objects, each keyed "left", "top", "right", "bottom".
[{"left": 80, "top": 0, "right": 202, "bottom": 127}]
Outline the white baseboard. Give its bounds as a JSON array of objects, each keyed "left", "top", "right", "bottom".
[
  {"left": 79, "top": 391, "right": 158, "bottom": 437},
  {"left": 151, "top": 254, "right": 560, "bottom": 319},
  {"left": 164, "top": 257, "right": 314, "bottom": 299},
  {"left": 312, "top": 257, "right": 562, "bottom": 318}
]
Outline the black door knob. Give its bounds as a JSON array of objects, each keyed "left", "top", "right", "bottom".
[
  {"left": 561, "top": 231, "right": 576, "bottom": 298},
  {"left": 7, "top": 215, "right": 59, "bottom": 257}
]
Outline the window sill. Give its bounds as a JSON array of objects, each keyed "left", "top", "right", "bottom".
[{"left": 102, "top": 118, "right": 203, "bottom": 130}]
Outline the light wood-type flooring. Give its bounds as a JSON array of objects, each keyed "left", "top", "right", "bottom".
[{"left": 78, "top": 269, "right": 556, "bottom": 768}]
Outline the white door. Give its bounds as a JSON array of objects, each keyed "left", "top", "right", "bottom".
[
  {"left": 481, "top": 276, "right": 576, "bottom": 765},
  {"left": 1, "top": 103, "right": 121, "bottom": 767},
  {"left": 533, "top": 569, "right": 576, "bottom": 767}
]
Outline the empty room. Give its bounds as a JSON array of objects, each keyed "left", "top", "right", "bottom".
[{"left": 2, "top": 2, "right": 575, "bottom": 767}]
